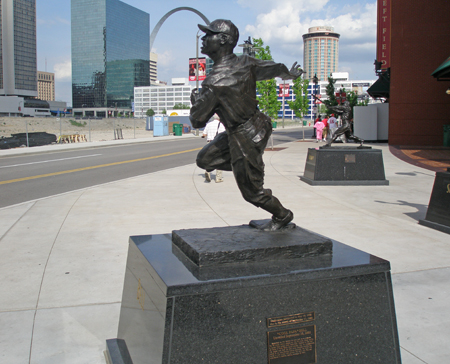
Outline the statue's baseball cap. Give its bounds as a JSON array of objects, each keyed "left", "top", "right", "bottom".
[{"left": 198, "top": 19, "right": 239, "bottom": 44}]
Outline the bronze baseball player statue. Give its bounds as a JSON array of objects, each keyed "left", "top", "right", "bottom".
[
  {"left": 313, "top": 94, "right": 364, "bottom": 147},
  {"left": 190, "top": 19, "right": 303, "bottom": 231}
]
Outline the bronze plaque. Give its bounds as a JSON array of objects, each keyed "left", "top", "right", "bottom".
[
  {"left": 345, "top": 154, "right": 356, "bottom": 163},
  {"left": 267, "top": 325, "right": 316, "bottom": 364},
  {"left": 267, "top": 312, "right": 315, "bottom": 328}
]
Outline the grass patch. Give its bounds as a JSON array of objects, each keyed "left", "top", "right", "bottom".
[{"left": 69, "top": 119, "right": 87, "bottom": 127}]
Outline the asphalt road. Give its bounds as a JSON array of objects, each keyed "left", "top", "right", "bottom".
[{"left": 0, "top": 127, "right": 313, "bottom": 208}]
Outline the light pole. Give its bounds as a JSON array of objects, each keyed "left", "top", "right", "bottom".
[
  {"left": 19, "top": 100, "right": 30, "bottom": 147},
  {"left": 194, "top": 30, "right": 202, "bottom": 136},
  {"left": 196, "top": 30, "right": 201, "bottom": 91}
]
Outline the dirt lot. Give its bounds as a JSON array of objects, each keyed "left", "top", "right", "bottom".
[
  {"left": 0, "top": 116, "right": 152, "bottom": 142},
  {"left": 0, "top": 116, "right": 305, "bottom": 146}
]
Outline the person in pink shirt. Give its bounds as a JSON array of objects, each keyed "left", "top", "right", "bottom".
[{"left": 314, "top": 117, "right": 325, "bottom": 142}]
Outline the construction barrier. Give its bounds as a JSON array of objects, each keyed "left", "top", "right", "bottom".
[
  {"left": 57, "top": 134, "right": 87, "bottom": 143},
  {"left": 114, "top": 128, "right": 123, "bottom": 140}
]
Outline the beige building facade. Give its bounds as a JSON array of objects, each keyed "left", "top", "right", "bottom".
[
  {"left": 303, "top": 26, "right": 340, "bottom": 81},
  {"left": 150, "top": 52, "right": 158, "bottom": 85},
  {"left": 37, "top": 71, "right": 55, "bottom": 101}
]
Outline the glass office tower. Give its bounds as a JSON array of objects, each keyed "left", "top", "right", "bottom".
[
  {"left": 0, "top": 0, "right": 38, "bottom": 97},
  {"left": 71, "top": 0, "right": 150, "bottom": 110}
]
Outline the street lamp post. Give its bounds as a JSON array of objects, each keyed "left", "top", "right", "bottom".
[
  {"left": 114, "top": 102, "right": 117, "bottom": 139},
  {"left": 20, "top": 100, "right": 30, "bottom": 147},
  {"left": 194, "top": 30, "right": 202, "bottom": 136},
  {"left": 282, "top": 80, "right": 286, "bottom": 129}
]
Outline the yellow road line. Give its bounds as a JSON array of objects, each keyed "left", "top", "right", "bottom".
[{"left": 0, "top": 147, "right": 201, "bottom": 185}]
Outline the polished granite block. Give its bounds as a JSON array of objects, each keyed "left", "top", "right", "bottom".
[
  {"left": 108, "top": 226, "right": 401, "bottom": 364},
  {"left": 106, "top": 339, "right": 133, "bottom": 364},
  {"left": 172, "top": 224, "right": 332, "bottom": 267},
  {"left": 300, "top": 146, "right": 389, "bottom": 186},
  {"left": 419, "top": 168, "right": 450, "bottom": 234}
]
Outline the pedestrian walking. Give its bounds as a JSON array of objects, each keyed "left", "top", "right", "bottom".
[
  {"left": 314, "top": 119, "right": 325, "bottom": 142},
  {"left": 202, "top": 114, "right": 226, "bottom": 182},
  {"left": 322, "top": 115, "right": 329, "bottom": 141},
  {"left": 328, "top": 114, "right": 338, "bottom": 138}
]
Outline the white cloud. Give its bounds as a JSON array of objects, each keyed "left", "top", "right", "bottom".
[
  {"left": 240, "top": 0, "right": 377, "bottom": 78},
  {"left": 245, "top": 1, "right": 376, "bottom": 46},
  {"left": 156, "top": 49, "right": 185, "bottom": 82},
  {"left": 238, "top": 0, "right": 329, "bottom": 14},
  {"left": 329, "top": 3, "right": 377, "bottom": 43},
  {"left": 244, "top": 0, "right": 331, "bottom": 43},
  {"left": 53, "top": 60, "right": 72, "bottom": 81}
]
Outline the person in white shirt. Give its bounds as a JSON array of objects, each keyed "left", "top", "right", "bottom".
[
  {"left": 327, "top": 114, "right": 338, "bottom": 138},
  {"left": 202, "top": 115, "right": 226, "bottom": 182}
]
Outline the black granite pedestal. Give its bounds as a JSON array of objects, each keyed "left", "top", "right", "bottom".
[
  {"left": 419, "top": 167, "right": 450, "bottom": 234},
  {"left": 106, "top": 224, "right": 401, "bottom": 364},
  {"left": 300, "top": 146, "right": 389, "bottom": 185}
]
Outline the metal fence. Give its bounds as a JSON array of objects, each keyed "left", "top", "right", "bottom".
[{"left": 0, "top": 117, "right": 152, "bottom": 148}]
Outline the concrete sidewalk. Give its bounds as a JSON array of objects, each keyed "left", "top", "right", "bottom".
[{"left": 0, "top": 134, "right": 449, "bottom": 363}]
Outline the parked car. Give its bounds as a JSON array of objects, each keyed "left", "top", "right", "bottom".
[
  {"left": 8, "top": 132, "right": 57, "bottom": 148},
  {"left": 0, "top": 136, "right": 21, "bottom": 149}
]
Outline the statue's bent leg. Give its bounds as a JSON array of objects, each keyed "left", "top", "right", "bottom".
[
  {"left": 196, "top": 132, "right": 232, "bottom": 172},
  {"left": 228, "top": 125, "right": 293, "bottom": 230},
  {"left": 347, "top": 132, "right": 364, "bottom": 145}
]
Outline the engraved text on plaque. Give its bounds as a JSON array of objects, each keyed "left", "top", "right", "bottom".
[{"left": 267, "top": 325, "right": 316, "bottom": 364}]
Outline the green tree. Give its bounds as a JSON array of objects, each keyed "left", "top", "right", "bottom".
[
  {"left": 324, "top": 76, "right": 337, "bottom": 115},
  {"left": 146, "top": 108, "right": 155, "bottom": 117},
  {"left": 288, "top": 77, "right": 309, "bottom": 119},
  {"left": 345, "top": 90, "right": 369, "bottom": 107},
  {"left": 253, "top": 38, "right": 280, "bottom": 119},
  {"left": 358, "top": 98, "right": 369, "bottom": 106},
  {"left": 173, "top": 103, "right": 190, "bottom": 110},
  {"left": 345, "top": 90, "right": 358, "bottom": 109},
  {"left": 162, "top": 109, "right": 167, "bottom": 115},
  {"left": 339, "top": 89, "right": 368, "bottom": 119},
  {"left": 322, "top": 86, "right": 368, "bottom": 120}
]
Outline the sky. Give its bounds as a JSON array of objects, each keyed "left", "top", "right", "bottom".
[{"left": 36, "top": 0, "right": 378, "bottom": 106}]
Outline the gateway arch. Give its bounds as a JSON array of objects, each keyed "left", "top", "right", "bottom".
[{"left": 150, "top": 7, "right": 210, "bottom": 51}]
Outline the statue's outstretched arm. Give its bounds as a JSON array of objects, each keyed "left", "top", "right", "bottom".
[{"left": 254, "top": 58, "right": 304, "bottom": 81}]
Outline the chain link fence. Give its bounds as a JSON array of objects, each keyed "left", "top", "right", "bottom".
[{"left": 0, "top": 117, "right": 152, "bottom": 148}]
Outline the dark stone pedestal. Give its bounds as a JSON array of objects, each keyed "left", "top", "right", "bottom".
[
  {"left": 300, "top": 146, "right": 389, "bottom": 185},
  {"left": 419, "top": 168, "right": 450, "bottom": 234},
  {"left": 107, "top": 225, "right": 401, "bottom": 364}
]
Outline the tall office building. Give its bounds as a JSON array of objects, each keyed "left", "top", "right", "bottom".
[
  {"left": 302, "top": 26, "right": 340, "bottom": 81},
  {"left": 0, "top": 0, "right": 38, "bottom": 97},
  {"left": 71, "top": 0, "right": 150, "bottom": 114}
]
